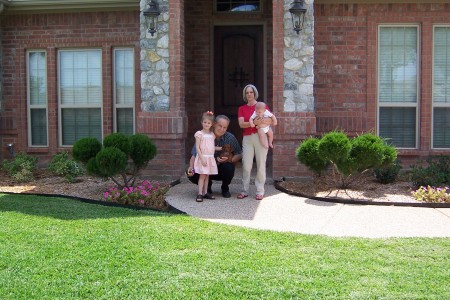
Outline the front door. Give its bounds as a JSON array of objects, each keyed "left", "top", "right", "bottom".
[{"left": 214, "top": 25, "right": 264, "bottom": 144}]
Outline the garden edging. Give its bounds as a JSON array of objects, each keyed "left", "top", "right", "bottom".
[{"left": 274, "top": 180, "right": 450, "bottom": 208}]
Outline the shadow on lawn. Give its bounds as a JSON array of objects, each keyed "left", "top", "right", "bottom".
[{"left": 0, "top": 193, "right": 184, "bottom": 220}]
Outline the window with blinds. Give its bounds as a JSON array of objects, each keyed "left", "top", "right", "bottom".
[
  {"left": 114, "top": 48, "right": 135, "bottom": 136},
  {"left": 27, "top": 51, "right": 48, "bottom": 147},
  {"left": 378, "top": 26, "right": 419, "bottom": 148},
  {"left": 433, "top": 26, "right": 450, "bottom": 149},
  {"left": 58, "top": 49, "right": 102, "bottom": 146}
]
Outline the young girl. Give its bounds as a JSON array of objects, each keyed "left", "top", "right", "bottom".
[{"left": 193, "top": 111, "right": 219, "bottom": 202}]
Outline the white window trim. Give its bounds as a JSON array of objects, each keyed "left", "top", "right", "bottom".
[
  {"left": 27, "top": 49, "right": 48, "bottom": 147},
  {"left": 432, "top": 25, "right": 450, "bottom": 149},
  {"left": 377, "top": 24, "right": 420, "bottom": 149},
  {"left": 57, "top": 48, "right": 103, "bottom": 147},
  {"left": 113, "top": 47, "right": 135, "bottom": 134}
]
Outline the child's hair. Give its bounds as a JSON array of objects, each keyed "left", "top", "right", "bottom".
[
  {"left": 202, "top": 111, "right": 215, "bottom": 122},
  {"left": 255, "top": 102, "right": 266, "bottom": 110}
]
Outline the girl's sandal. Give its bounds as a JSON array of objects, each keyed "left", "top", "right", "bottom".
[
  {"left": 236, "top": 193, "right": 248, "bottom": 199},
  {"left": 255, "top": 194, "right": 264, "bottom": 201},
  {"left": 203, "top": 193, "right": 215, "bottom": 200},
  {"left": 196, "top": 194, "right": 203, "bottom": 202}
]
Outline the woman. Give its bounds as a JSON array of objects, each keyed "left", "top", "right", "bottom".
[{"left": 237, "top": 84, "right": 272, "bottom": 200}]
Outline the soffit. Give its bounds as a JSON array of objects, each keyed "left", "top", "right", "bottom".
[{"left": 2, "top": 0, "right": 139, "bottom": 14}]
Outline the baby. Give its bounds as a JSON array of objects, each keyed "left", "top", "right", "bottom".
[{"left": 249, "top": 101, "right": 277, "bottom": 149}]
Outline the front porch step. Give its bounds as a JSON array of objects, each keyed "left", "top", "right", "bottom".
[{"left": 180, "top": 162, "right": 274, "bottom": 185}]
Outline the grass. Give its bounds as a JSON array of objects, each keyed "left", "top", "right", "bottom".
[{"left": 1, "top": 193, "right": 449, "bottom": 299}]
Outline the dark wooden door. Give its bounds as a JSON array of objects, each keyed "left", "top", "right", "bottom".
[{"left": 214, "top": 25, "right": 264, "bottom": 144}]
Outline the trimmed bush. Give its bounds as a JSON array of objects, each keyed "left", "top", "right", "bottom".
[
  {"left": 295, "top": 138, "right": 329, "bottom": 175},
  {"left": 94, "top": 147, "right": 128, "bottom": 178},
  {"left": 103, "top": 133, "right": 132, "bottom": 156},
  {"left": 73, "top": 133, "right": 159, "bottom": 189},
  {"left": 296, "top": 131, "right": 398, "bottom": 188},
  {"left": 318, "top": 131, "right": 351, "bottom": 164},
  {"left": 72, "top": 138, "right": 102, "bottom": 164},
  {"left": 129, "top": 134, "right": 157, "bottom": 170}
]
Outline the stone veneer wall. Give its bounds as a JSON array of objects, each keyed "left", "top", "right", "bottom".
[
  {"left": 283, "top": 0, "right": 314, "bottom": 113},
  {"left": 140, "top": 0, "right": 170, "bottom": 112}
]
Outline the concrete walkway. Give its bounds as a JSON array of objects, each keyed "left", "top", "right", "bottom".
[{"left": 165, "top": 182, "right": 450, "bottom": 239}]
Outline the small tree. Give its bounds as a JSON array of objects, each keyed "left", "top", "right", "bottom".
[
  {"left": 73, "top": 133, "right": 157, "bottom": 189},
  {"left": 296, "top": 131, "right": 397, "bottom": 188}
]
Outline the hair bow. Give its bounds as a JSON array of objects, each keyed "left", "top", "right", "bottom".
[{"left": 206, "top": 111, "right": 214, "bottom": 115}]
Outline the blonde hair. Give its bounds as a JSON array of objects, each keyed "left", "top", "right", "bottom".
[
  {"left": 202, "top": 111, "right": 215, "bottom": 123},
  {"left": 242, "top": 84, "right": 259, "bottom": 102},
  {"left": 255, "top": 102, "right": 266, "bottom": 110}
]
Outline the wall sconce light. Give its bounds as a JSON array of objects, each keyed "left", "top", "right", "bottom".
[
  {"left": 143, "top": 0, "right": 161, "bottom": 37},
  {"left": 6, "top": 143, "right": 15, "bottom": 158},
  {"left": 289, "top": 0, "right": 307, "bottom": 34}
]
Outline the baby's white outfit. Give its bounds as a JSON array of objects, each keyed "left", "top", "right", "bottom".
[{"left": 251, "top": 109, "right": 273, "bottom": 133}]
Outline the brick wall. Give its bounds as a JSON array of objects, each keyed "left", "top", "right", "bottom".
[
  {"left": 0, "top": 11, "right": 141, "bottom": 163},
  {"left": 314, "top": 2, "right": 450, "bottom": 162}
]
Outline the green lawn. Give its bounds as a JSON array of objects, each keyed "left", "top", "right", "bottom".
[{"left": 1, "top": 193, "right": 449, "bottom": 299}]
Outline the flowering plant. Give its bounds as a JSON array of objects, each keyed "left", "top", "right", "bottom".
[
  {"left": 103, "top": 180, "right": 170, "bottom": 210},
  {"left": 411, "top": 186, "right": 450, "bottom": 203}
]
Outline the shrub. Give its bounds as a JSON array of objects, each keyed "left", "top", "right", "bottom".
[
  {"left": 1, "top": 152, "right": 38, "bottom": 183},
  {"left": 411, "top": 186, "right": 450, "bottom": 203},
  {"left": 72, "top": 137, "right": 102, "bottom": 164},
  {"left": 318, "top": 131, "right": 351, "bottom": 165},
  {"left": 73, "top": 133, "right": 158, "bottom": 189},
  {"left": 295, "top": 138, "right": 329, "bottom": 175},
  {"left": 103, "top": 180, "right": 170, "bottom": 210},
  {"left": 129, "top": 134, "right": 157, "bottom": 170},
  {"left": 296, "top": 131, "right": 398, "bottom": 188},
  {"left": 94, "top": 147, "right": 128, "bottom": 178},
  {"left": 374, "top": 160, "right": 402, "bottom": 184},
  {"left": 48, "top": 152, "right": 84, "bottom": 183},
  {"left": 410, "top": 155, "right": 450, "bottom": 189},
  {"left": 103, "top": 133, "right": 132, "bottom": 155}
]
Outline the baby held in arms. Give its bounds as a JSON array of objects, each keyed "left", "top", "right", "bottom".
[{"left": 249, "top": 101, "right": 277, "bottom": 149}]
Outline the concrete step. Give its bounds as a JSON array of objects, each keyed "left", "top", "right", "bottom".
[{"left": 180, "top": 162, "right": 274, "bottom": 185}]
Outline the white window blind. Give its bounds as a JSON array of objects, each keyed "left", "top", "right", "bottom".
[
  {"left": 433, "top": 26, "right": 450, "bottom": 148},
  {"left": 378, "top": 26, "right": 418, "bottom": 148},
  {"left": 114, "top": 48, "right": 135, "bottom": 135},
  {"left": 27, "top": 51, "right": 48, "bottom": 146},
  {"left": 59, "top": 49, "right": 102, "bottom": 146}
]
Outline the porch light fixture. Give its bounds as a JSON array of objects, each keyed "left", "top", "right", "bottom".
[
  {"left": 289, "top": 0, "right": 307, "bottom": 34},
  {"left": 143, "top": 0, "right": 161, "bottom": 36}
]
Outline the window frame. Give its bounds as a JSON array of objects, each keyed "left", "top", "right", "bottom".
[
  {"left": 432, "top": 25, "right": 450, "bottom": 149},
  {"left": 57, "top": 48, "right": 103, "bottom": 147},
  {"left": 214, "top": 0, "right": 262, "bottom": 14},
  {"left": 27, "top": 49, "right": 48, "bottom": 147},
  {"left": 377, "top": 24, "right": 420, "bottom": 149},
  {"left": 113, "top": 47, "right": 135, "bottom": 135}
]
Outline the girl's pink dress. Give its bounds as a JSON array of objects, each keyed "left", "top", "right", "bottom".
[{"left": 193, "top": 130, "right": 218, "bottom": 175}]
